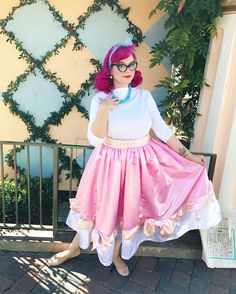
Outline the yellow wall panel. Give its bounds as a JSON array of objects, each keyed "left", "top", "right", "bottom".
[
  {"left": 0, "top": 34, "right": 29, "bottom": 91},
  {"left": 0, "top": 101, "right": 29, "bottom": 158},
  {"left": 48, "top": 0, "right": 94, "bottom": 25},
  {"left": 49, "top": 106, "right": 89, "bottom": 145},
  {"left": 230, "top": 173, "right": 236, "bottom": 209},
  {"left": 119, "top": 0, "right": 164, "bottom": 33},
  {"left": 44, "top": 37, "right": 95, "bottom": 93},
  {"left": 0, "top": 102, "right": 29, "bottom": 142},
  {"left": 135, "top": 42, "right": 168, "bottom": 92},
  {"left": 59, "top": 169, "right": 79, "bottom": 191},
  {"left": 0, "top": 0, "right": 20, "bottom": 20},
  {"left": 1, "top": 163, "right": 15, "bottom": 179}
]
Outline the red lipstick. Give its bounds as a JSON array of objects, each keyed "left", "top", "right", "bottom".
[{"left": 123, "top": 75, "right": 132, "bottom": 78}]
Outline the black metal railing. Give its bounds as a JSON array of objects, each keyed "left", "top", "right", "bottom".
[{"left": 0, "top": 141, "right": 93, "bottom": 237}]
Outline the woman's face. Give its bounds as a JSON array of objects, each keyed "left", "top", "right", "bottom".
[{"left": 110, "top": 54, "right": 137, "bottom": 88}]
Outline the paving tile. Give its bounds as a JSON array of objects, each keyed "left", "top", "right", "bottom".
[
  {"left": 157, "top": 257, "right": 177, "bottom": 268},
  {"left": 175, "top": 259, "right": 195, "bottom": 274},
  {"left": 4, "top": 262, "right": 27, "bottom": 281},
  {"left": 0, "top": 250, "right": 8, "bottom": 256},
  {"left": 0, "top": 253, "right": 15, "bottom": 273},
  {"left": 143, "top": 288, "right": 161, "bottom": 294},
  {"left": 0, "top": 273, "right": 14, "bottom": 293},
  {"left": 71, "top": 258, "right": 95, "bottom": 276},
  {"left": 77, "top": 279, "right": 114, "bottom": 294},
  {"left": 121, "top": 280, "right": 145, "bottom": 294},
  {"left": 104, "top": 269, "right": 129, "bottom": 290},
  {"left": 157, "top": 277, "right": 187, "bottom": 294},
  {"left": 88, "top": 253, "right": 102, "bottom": 266},
  {"left": 89, "top": 265, "right": 111, "bottom": 283},
  {"left": 31, "top": 279, "right": 57, "bottom": 293},
  {"left": 171, "top": 270, "right": 191, "bottom": 287},
  {"left": 11, "top": 270, "right": 41, "bottom": 293},
  {"left": 13, "top": 255, "right": 32, "bottom": 268},
  {"left": 76, "top": 253, "right": 91, "bottom": 262},
  {"left": 129, "top": 267, "right": 160, "bottom": 290},
  {"left": 135, "top": 257, "right": 157, "bottom": 272},
  {"left": 33, "top": 265, "right": 68, "bottom": 292},
  {"left": 195, "top": 259, "right": 209, "bottom": 268},
  {"left": 44, "top": 265, "right": 68, "bottom": 280},
  {"left": 154, "top": 263, "right": 173, "bottom": 279},
  {"left": 229, "top": 284, "right": 236, "bottom": 294},
  {"left": 38, "top": 252, "right": 53, "bottom": 258},
  {"left": 212, "top": 270, "right": 231, "bottom": 289},
  {"left": 55, "top": 273, "right": 83, "bottom": 294},
  {"left": 209, "top": 284, "right": 230, "bottom": 294},
  {"left": 4, "top": 251, "right": 23, "bottom": 259},
  {"left": 231, "top": 270, "right": 236, "bottom": 284},
  {"left": 28, "top": 256, "right": 49, "bottom": 272},
  {"left": 16, "top": 252, "right": 48, "bottom": 272},
  {"left": 192, "top": 263, "right": 213, "bottom": 281},
  {"left": 68, "top": 269, "right": 88, "bottom": 283},
  {"left": 125, "top": 255, "right": 140, "bottom": 272},
  {"left": 64, "top": 271, "right": 85, "bottom": 286},
  {"left": 188, "top": 276, "right": 210, "bottom": 294},
  {"left": 214, "top": 268, "right": 231, "bottom": 277}
]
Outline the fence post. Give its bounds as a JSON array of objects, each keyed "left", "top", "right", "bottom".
[
  {"left": 207, "top": 153, "right": 217, "bottom": 182},
  {"left": 52, "top": 145, "right": 59, "bottom": 237}
]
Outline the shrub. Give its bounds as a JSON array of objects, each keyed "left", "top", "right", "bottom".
[{"left": 0, "top": 175, "right": 53, "bottom": 225}]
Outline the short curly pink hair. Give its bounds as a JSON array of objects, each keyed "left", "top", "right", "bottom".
[{"left": 94, "top": 43, "right": 143, "bottom": 93}]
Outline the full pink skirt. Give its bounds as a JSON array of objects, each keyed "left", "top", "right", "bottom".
[{"left": 66, "top": 139, "right": 222, "bottom": 266}]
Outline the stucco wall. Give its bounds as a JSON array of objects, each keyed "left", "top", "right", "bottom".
[{"left": 192, "top": 9, "right": 236, "bottom": 217}]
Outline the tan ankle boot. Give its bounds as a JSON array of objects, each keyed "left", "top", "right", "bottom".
[{"left": 113, "top": 257, "right": 129, "bottom": 276}]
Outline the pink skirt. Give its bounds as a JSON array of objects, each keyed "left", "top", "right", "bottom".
[{"left": 66, "top": 138, "right": 222, "bottom": 266}]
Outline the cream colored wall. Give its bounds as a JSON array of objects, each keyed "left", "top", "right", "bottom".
[{"left": 191, "top": 4, "right": 236, "bottom": 218}]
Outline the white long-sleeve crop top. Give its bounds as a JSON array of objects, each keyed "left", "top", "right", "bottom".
[{"left": 87, "top": 87, "right": 174, "bottom": 147}]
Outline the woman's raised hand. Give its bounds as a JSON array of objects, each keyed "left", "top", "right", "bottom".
[
  {"left": 186, "top": 153, "right": 206, "bottom": 166},
  {"left": 99, "top": 96, "right": 119, "bottom": 111}
]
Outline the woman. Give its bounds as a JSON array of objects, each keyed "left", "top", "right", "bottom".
[{"left": 48, "top": 39, "right": 222, "bottom": 276}]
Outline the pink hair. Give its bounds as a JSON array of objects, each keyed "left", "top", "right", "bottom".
[{"left": 94, "top": 44, "right": 143, "bottom": 93}]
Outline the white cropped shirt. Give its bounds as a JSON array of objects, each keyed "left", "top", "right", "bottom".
[{"left": 87, "top": 87, "right": 174, "bottom": 147}]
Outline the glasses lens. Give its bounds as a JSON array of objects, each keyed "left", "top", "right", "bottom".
[
  {"left": 117, "top": 64, "right": 127, "bottom": 72},
  {"left": 129, "top": 61, "right": 137, "bottom": 71}
]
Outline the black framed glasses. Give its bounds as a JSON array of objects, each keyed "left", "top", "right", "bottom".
[{"left": 111, "top": 61, "right": 138, "bottom": 72}]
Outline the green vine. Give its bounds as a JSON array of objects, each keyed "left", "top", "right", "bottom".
[{"left": 150, "top": 0, "right": 222, "bottom": 145}]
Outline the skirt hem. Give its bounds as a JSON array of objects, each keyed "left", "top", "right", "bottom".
[{"left": 66, "top": 193, "right": 222, "bottom": 266}]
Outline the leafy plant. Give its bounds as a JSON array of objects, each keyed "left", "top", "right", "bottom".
[
  {"left": 150, "top": 0, "right": 222, "bottom": 145},
  {"left": 0, "top": 175, "right": 53, "bottom": 224}
]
